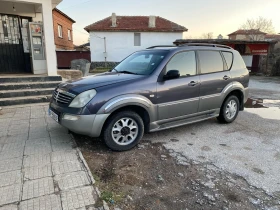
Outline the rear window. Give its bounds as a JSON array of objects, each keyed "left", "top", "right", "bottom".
[
  {"left": 222, "top": 51, "right": 233, "bottom": 70},
  {"left": 198, "top": 51, "right": 224, "bottom": 74}
]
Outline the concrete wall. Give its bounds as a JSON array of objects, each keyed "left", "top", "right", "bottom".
[
  {"left": 0, "top": 1, "right": 41, "bottom": 19},
  {"left": 90, "top": 31, "right": 183, "bottom": 62}
]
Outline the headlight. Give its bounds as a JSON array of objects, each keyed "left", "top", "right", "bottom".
[{"left": 69, "top": 89, "right": 97, "bottom": 108}]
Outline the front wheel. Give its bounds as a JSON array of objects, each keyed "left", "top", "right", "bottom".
[
  {"left": 103, "top": 111, "right": 144, "bottom": 151},
  {"left": 217, "top": 95, "right": 240, "bottom": 123}
]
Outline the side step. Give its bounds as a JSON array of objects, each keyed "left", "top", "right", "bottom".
[{"left": 149, "top": 110, "right": 220, "bottom": 132}]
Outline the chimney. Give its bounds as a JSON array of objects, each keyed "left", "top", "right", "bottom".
[
  {"left": 111, "top": 13, "right": 117, "bottom": 27},
  {"left": 149, "top": 16, "right": 156, "bottom": 28}
]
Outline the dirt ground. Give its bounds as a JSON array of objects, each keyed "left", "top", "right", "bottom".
[{"left": 74, "top": 134, "right": 279, "bottom": 210}]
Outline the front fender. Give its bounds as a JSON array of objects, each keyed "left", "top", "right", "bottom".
[{"left": 97, "top": 94, "right": 157, "bottom": 122}]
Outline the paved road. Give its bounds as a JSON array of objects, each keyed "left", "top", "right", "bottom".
[
  {"left": 0, "top": 105, "right": 97, "bottom": 210},
  {"left": 145, "top": 76, "right": 280, "bottom": 194}
]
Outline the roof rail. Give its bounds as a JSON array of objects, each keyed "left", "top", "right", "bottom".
[
  {"left": 178, "top": 43, "right": 232, "bottom": 49},
  {"left": 146, "top": 45, "right": 176, "bottom": 49}
]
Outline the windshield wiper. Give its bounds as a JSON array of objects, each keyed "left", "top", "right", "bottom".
[{"left": 118, "top": 70, "right": 138, "bottom": 75}]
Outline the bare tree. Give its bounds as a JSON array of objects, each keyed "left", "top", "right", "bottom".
[
  {"left": 183, "top": 35, "right": 200, "bottom": 39},
  {"left": 240, "top": 16, "right": 275, "bottom": 40},
  {"left": 201, "top": 32, "right": 213, "bottom": 39}
]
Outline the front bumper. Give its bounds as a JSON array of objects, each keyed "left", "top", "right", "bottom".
[{"left": 49, "top": 105, "right": 109, "bottom": 137}]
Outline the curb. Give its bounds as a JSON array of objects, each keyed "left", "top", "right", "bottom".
[{"left": 71, "top": 134, "right": 111, "bottom": 210}]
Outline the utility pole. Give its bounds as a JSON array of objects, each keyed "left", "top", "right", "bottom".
[{"left": 104, "top": 37, "right": 107, "bottom": 67}]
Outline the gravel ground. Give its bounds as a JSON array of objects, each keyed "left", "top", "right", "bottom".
[
  {"left": 75, "top": 76, "right": 280, "bottom": 210},
  {"left": 146, "top": 76, "right": 280, "bottom": 193}
]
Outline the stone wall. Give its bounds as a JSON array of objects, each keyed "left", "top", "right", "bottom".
[
  {"left": 272, "top": 48, "right": 280, "bottom": 76},
  {"left": 57, "top": 70, "right": 83, "bottom": 80},
  {"left": 258, "top": 43, "right": 280, "bottom": 76},
  {"left": 90, "top": 62, "right": 120, "bottom": 70}
]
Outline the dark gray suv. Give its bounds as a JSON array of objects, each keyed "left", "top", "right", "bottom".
[{"left": 49, "top": 44, "right": 249, "bottom": 151}]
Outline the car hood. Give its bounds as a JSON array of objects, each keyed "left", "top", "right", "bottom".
[{"left": 57, "top": 72, "right": 143, "bottom": 94}]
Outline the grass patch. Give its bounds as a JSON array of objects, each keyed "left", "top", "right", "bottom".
[
  {"left": 101, "top": 191, "right": 114, "bottom": 202},
  {"left": 91, "top": 171, "right": 101, "bottom": 184}
]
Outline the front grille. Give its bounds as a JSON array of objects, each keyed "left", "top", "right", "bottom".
[{"left": 53, "top": 89, "right": 76, "bottom": 104}]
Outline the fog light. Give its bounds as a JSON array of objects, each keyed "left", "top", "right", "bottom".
[{"left": 63, "top": 114, "right": 79, "bottom": 121}]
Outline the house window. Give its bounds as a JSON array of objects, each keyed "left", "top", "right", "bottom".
[
  {"left": 58, "top": 25, "right": 63, "bottom": 38},
  {"left": 134, "top": 33, "right": 141, "bottom": 46},
  {"left": 68, "top": 29, "right": 71, "bottom": 40}
]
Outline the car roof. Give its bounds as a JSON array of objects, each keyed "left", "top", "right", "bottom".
[{"left": 144, "top": 44, "right": 234, "bottom": 53}]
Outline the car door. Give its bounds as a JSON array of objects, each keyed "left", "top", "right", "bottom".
[
  {"left": 197, "top": 50, "right": 233, "bottom": 112},
  {"left": 156, "top": 51, "right": 200, "bottom": 120}
]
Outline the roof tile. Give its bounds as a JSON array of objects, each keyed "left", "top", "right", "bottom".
[
  {"left": 228, "top": 29, "right": 267, "bottom": 36},
  {"left": 84, "top": 16, "right": 187, "bottom": 32}
]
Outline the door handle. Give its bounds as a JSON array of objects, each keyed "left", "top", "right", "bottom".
[
  {"left": 188, "top": 81, "right": 198, "bottom": 86},
  {"left": 223, "top": 75, "right": 230, "bottom": 80}
]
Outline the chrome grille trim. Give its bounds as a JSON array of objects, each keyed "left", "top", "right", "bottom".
[{"left": 53, "top": 89, "right": 76, "bottom": 104}]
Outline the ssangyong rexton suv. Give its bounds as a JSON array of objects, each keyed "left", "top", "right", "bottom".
[{"left": 49, "top": 44, "right": 249, "bottom": 151}]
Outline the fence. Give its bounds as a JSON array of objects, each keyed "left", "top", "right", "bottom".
[{"left": 56, "top": 51, "right": 91, "bottom": 69}]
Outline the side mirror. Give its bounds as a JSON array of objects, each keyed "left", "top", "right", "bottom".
[{"left": 163, "top": 70, "right": 180, "bottom": 80}]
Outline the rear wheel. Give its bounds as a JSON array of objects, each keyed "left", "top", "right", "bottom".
[
  {"left": 103, "top": 111, "right": 144, "bottom": 151},
  {"left": 217, "top": 95, "right": 240, "bottom": 123}
]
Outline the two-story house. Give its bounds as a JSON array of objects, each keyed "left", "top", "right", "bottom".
[{"left": 52, "top": 8, "right": 75, "bottom": 50}]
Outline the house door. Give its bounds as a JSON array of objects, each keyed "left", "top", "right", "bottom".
[{"left": 0, "top": 14, "right": 30, "bottom": 74}]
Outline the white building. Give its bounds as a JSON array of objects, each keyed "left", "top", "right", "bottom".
[
  {"left": 0, "top": 0, "right": 61, "bottom": 75},
  {"left": 85, "top": 13, "right": 188, "bottom": 62}
]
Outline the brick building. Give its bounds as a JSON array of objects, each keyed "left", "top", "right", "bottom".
[{"left": 52, "top": 8, "right": 75, "bottom": 50}]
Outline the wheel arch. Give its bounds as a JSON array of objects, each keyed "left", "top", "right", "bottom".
[
  {"left": 222, "top": 82, "right": 246, "bottom": 110},
  {"left": 97, "top": 94, "right": 157, "bottom": 133}
]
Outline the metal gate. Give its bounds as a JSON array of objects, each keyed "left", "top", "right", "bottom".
[{"left": 0, "top": 14, "right": 26, "bottom": 73}]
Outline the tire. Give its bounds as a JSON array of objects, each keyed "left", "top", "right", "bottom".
[
  {"left": 103, "top": 110, "right": 144, "bottom": 151},
  {"left": 217, "top": 95, "right": 240, "bottom": 123}
]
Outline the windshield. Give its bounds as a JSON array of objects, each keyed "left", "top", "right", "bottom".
[{"left": 113, "top": 50, "right": 168, "bottom": 75}]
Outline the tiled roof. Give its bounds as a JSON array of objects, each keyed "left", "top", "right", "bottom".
[
  {"left": 53, "top": 8, "right": 76, "bottom": 23},
  {"left": 265, "top": 34, "right": 280, "bottom": 40},
  {"left": 228, "top": 29, "right": 267, "bottom": 36},
  {"left": 84, "top": 16, "right": 187, "bottom": 32}
]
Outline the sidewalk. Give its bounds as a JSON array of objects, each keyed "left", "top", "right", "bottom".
[{"left": 0, "top": 104, "right": 98, "bottom": 210}]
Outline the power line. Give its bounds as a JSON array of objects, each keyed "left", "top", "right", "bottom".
[
  {"left": 72, "top": 27, "right": 89, "bottom": 35},
  {"left": 72, "top": 27, "right": 105, "bottom": 40}
]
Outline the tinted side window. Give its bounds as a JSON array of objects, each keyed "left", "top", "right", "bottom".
[
  {"left": 166, "top": 51, "right": 196, "bottom": 77},
  {"left": 222, "top": 51, "right": 233, "bottom": 70},
  {"left": 232, "top": 53, "right": 247, "bottom": 69},
  {"left": 198, "top": 51, "right": 224, "bottom": 74}
]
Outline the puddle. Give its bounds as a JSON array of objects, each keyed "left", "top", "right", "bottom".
[
  {"left": 244, "top": 98, "right": 267, "bottom": 108},
  {"left": 245, "top": 98, "right": 280, "bottom": 108},
  {"left": 244, "top": 98, "right": 280, "bottom": 120}
]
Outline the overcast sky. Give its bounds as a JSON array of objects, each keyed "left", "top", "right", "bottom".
[{"left": 57, "top": 0, "right": 280, "bottom": 45}]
